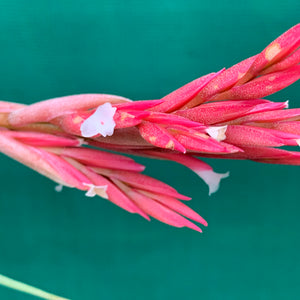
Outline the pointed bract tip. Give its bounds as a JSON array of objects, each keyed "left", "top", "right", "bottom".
[
  {"left": 188, "top": 223, "right": 203, "bottom": 233},
  {"left": 80, "top": 102, "right": 117, "bottom": 138}
]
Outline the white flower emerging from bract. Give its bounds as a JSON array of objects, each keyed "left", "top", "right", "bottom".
[
  {"left": 205, "top": 126, "right": 227, "bottom": 142},
  {"left": 83, "top": 183, "right": 108, "bottom": 199},
  {"left": 196, "top": 170, "right": 230, "bottom": 196},
  {"left": 55, "top": 184, "right": 63, "bottom": 192},
  {"left": 80, "top": 102, "right": 117, "bottom": 138},
  {"left": 284, "top": 100, "right": 289, "bottom": 108}
]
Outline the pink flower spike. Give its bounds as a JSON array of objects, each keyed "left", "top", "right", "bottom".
[
  {"left": 80, "top": 102, "right": 117, "bottom": 137},
  {"left": 1, "top": 24, "right": 300, "bottom": 233}
]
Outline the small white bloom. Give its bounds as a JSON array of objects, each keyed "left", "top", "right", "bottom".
[
  {"left": 284, "top": 100, "right": 289, "bottom": 108},
  {"left": 80, "top": 102, "right": 117, "bottom": 138},
  {"left": 83, "top": 183, "right": 108, "bottom": 199},
  {"left": 196, "top": 170, "right": 230, "bottom": 196},
  {"left": 206, "top": 125, "right": 228, "bottom": 142},
  {"left": 77, "top": 138, "right": 86, "bottom": 146}
]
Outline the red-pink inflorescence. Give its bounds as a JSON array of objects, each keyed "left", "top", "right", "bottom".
[{"left": 0, "top": 24, "right": 300, "bottom": 232}]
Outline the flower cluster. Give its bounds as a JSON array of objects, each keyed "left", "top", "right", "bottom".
[{"left": 0, "top": 24, "right": 299, "bottom": 232}]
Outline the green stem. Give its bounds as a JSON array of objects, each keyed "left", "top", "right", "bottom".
[{"left": 0, "top": 274, "right": 70, "bottom": 300}]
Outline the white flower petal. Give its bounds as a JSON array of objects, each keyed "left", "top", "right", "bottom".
[
  {"left": 196, "top": 170, "right": 230, "bottom": 196},
  {"left": 54, "top": 184, "right": 63, "bottom": 192},
  {"left": 83, "top": 183, "right": 108, "bottom": 199},
  {"left": 77, "top": 138, "right": 86, "bottom": 146},
  {"left": 206, "top": 126, "right": 227, "bottom": 142},
  {"left": 80, "top": 102, "right": 117, "bottom": 138},
  {"left": 284, "top": 100, "right": 289, "bottom": 108}
]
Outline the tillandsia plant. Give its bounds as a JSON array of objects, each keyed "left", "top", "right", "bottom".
[
  {"left": 0, "top": 24, "right": 300, "bottom": 299},
  {"left": 1, "top": 24, "right": 300, "bottom": 232}
]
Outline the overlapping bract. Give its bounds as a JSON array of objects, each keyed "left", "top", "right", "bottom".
[{"left": 0, "top": 24, "right": 299, "bottom": 231}]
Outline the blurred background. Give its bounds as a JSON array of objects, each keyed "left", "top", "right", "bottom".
[{"left": 0, "top": 0, "right": 300, "bottom": 299}]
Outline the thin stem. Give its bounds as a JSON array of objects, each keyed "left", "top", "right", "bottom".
[{"left": 0, "top": 274, "right": 69, "bottom": 300}]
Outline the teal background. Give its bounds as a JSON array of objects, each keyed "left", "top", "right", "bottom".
[{"left": 0, "top": 1, "right": 300, "bottom": 299}]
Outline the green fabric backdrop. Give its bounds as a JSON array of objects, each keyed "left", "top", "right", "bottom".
[{"left": 0, "top": 0, "right": 300, "bottom": 299}]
